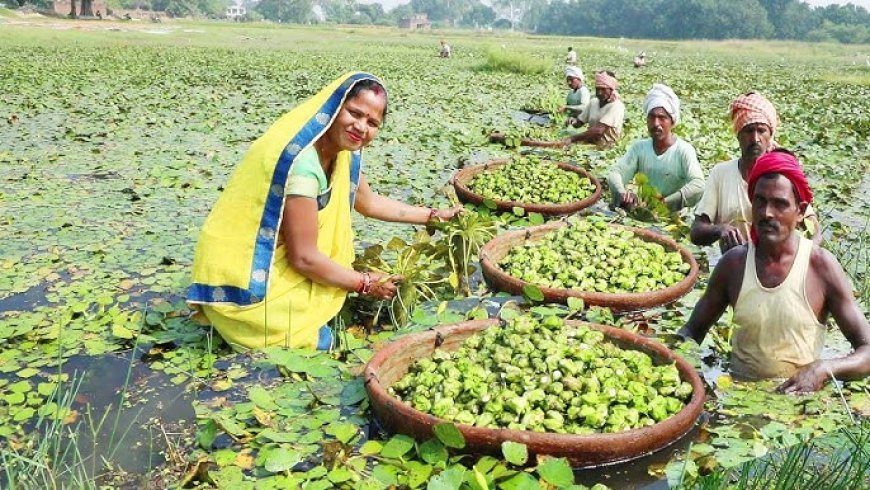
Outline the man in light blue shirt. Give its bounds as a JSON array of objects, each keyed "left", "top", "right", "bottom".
[{"left": 607, "top": 83, "right": 704, "bottom": 212}]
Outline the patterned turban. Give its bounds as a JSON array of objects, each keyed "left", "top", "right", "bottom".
[{"left": 730, "top": 92, "right": 778, "bottom": 135}]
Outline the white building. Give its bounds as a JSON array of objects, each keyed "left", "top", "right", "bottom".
[{"left": 226, "top": 1, "right": 246, "bottom": 19}]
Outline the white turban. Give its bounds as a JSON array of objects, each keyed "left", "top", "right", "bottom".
[
  {"left": 643, "top": 83, "right": 680, "bottom": 125},
  {"left": 565, "top": 65, "right": 584, "bottom": 80}
]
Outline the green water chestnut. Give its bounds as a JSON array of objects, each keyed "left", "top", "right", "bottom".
[
  {"left": 389, "top": 315, "right": 692, "bottom": 435},
  {"left": 468, "top": 156, "right": 596, "bottom": 205}
]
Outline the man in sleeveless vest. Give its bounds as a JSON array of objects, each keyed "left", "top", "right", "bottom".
[{"left": 678, "top": 150, "right": 870, "bottom": 393}]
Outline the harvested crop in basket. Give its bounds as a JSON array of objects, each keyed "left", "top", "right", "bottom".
[
  {"left": 389, "top": 314, "right": 692, "bottom": 434},
  {"left": 467, "top": 155, "right": 596, "bottom": 205},
  {"left": 500, "top": 217, "right": 690, "bottom": 292}
]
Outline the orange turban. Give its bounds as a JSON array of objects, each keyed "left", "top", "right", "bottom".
[{"left": 730, "top": 92, "right": 778, "bottom": 135}]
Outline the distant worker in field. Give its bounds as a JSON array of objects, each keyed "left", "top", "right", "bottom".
[
  {"left": 563, "top": 71, "right": 625, "bottom": 147},
  {"left": 607, "top": 83, "right": 704, "bottom": 212},
  {"left": 566, "top": 46, "right": 577, "bottom": 65},
  {"left": 440, "top": 40, "right": 451, "bottom": 58},
  {"left": 634, "top": 51, "right": 647, "bottom": 68},
  {"left": 678, "top": 150, "right": 870, "bottom": 393},
  {"left": 558, "top": 65, "right": 590, "bottom": 126},
  {"left": 187, "top": 73, "right": 462, "bottom": 351},
  {"left": 691, "top": 92, "right": 821, "bottom": 255}
]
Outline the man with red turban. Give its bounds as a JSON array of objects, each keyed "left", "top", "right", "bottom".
[
  {"left": 678, "top": 149, "right": 870, "bottom": 393},
  {"left": 691, "top": 92, "right": 821, "bottom": 258},
  {"left": 563, "top": 70, "right": 625, "bottom": 147}
]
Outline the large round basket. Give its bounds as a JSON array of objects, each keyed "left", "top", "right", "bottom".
[
  {"left": 364, "top": 319, "right": 706, "bottom": 468},
  {"left": 452, "top": 159, "right": 603, "bottom": 216},
  {"left": 479, "top": 220, "right": 700, "bottom": 311}
]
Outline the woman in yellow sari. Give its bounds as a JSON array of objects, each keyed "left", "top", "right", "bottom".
[{"left": 188, "top": 72, "right": 461, "bottom": 351}]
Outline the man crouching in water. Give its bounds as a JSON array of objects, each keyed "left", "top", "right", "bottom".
[{"left": 678, "top": 149, "right": 870, "bottom": 393}]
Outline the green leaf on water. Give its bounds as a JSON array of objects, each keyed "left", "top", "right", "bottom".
[
  {"left": 248, "top": 385, "right": 278, "bottom": 411},
  {"left": 428, "top": 465, "right": 467, "bottom": 490},
  {"left": 9, "top": 380, "right": 31, "bottom": 393},
  {"left": 433, "top": 422, "right": 466, "bottom": 449},
  {"left": 406, "top": 460, "right": 433, "bottom": 488},
  {"left": 522, "top": 284, "right": 544, "bottom": 302},
  {"left": 566, "top": 297, "right": 584, "bottom": 312},
  {"left": 501, "top": 441, "right": 528, "bottom": 466},
  {"left": 359, "top": 440, "right": 383, "bottom": 455},
  {"left": 263, "top": 448, "right": 302, "bottom": 473},
  {"left": 4, "top": 392, "right": 25, "bottom": 405},
  {"left": 497, "top": 472, "right": 539, "bottom": 490},
  {"left": 419, "top": 438, "right": 449, "bottom": 465},
  {"left": 13, "top": 406, "right": 35, "bottom": 422},
  {"left": 529, "top": 212, "right": 545, "bottom": 225},
  {"left": 536, "top": 457, "right": 573, "bottom": 486},
  {"left": 327, "top": 467, "right": 353, "bottom": 483},
  {"left": 512, "top": 206, "right": 525, "bottom": 217},
  {"left": 340, "top": 377, "right": 367, "bottom": 405},
  {"left": 380, "top": 434, "right": 415, "bottom": 459},
  {"left": 325, "top": 422, "right": 359, "bottom": 444},
  {"left": 483, "top": 198, "right": 498, "bottom": 210},
  {"left": 16, "top": 367, "right": 39, "bottom": 378},
  {"left": 198, "top": 419, "right": 218, "bottom": 450}
]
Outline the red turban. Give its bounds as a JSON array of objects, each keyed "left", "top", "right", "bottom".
[{"left": 747, "top": 151, "right": 813, "bottom": 243}]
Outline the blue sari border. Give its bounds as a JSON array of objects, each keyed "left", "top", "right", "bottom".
[{"left": 247, "top": 72, "right": 376, "bottom": 299}]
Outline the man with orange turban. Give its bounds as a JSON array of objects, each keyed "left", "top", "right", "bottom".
[
  {"left": 679, "top": 149, "right": 870, "bottom": 393},
  {"left": 564, "top": 70, "right": 625, "bottom": 147},
  {"left": 691, "top": 92, "right": 820, "bottom": 257}
]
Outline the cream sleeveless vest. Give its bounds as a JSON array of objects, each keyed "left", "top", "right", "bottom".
[{"left": 730, "top": 237, "right": 825, "bottom": 379}]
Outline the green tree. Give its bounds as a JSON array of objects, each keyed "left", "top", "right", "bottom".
[
  {"left": 459, "top": 1, "right": 495, "bottom": 27},
  {"left": 256, "top": 0, "right": 313, "bottom": 22}
]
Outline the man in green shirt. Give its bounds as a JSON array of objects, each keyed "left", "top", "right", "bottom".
[{"left": 607, "top": 83, "right": 704, "bottom": 212}]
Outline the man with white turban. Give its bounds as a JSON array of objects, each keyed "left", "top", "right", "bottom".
[
  {"left": 564, "top": 70, "right": 626, "bottom": 147},
  {"left": 607, "top": 83, "right": 704, "bottom": 212},
  {"left": 691, "top": 91, "right": 821, "bottom": 255},
  {"left": 558, "top": 65, "right": 590, "bottom": 125}
]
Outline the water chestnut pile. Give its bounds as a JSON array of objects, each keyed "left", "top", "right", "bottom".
[
  {"left": 389, "top": 314, "right": 693, "bottom": 434},
  {"left": 500, "top": 218, "right": 690, "bottom": 292},
  {"left": 467, "top": 156, "right": 596, "bottom": 205}
]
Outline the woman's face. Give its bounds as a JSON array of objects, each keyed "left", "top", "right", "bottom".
[{"left": 327, "top": 89, "right": 386, "bottom": 152}]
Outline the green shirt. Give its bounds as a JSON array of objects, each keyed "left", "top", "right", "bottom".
[
  {"left": 286, "top": 147, "right": 328, "bottom": 198},
  {"left": 565, "top": 86, "right": 590, "bottom": 115},
  {"left": 607, "top": 138, "right": 705, "bottom": 211}
]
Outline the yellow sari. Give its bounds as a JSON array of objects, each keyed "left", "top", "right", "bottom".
[{"left": 187, "top": 72, "right": 380, "bottom": 350}]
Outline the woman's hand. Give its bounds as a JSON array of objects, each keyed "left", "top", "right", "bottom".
[
  {"left": 365, "top": 272, "right": 403, "bottom": 300},
  {"left": 431, "top": 205, "right": 464, "bottom": 222}
]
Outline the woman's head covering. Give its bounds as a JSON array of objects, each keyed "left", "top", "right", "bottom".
[
  {"left": 643, "top": 83, "right": 680, "bottom": 125},
  {"left": 188, "top": 72, "right": 383, "bottom": 307},
  {"left": 565, "top": 65, "right": 584, "bottom": 80},
  {"left": 747, "top": 151, "right": 813, "bottom": 243},
  {"left": 730, "top": 92, "right": 778, "bottom": 135}
]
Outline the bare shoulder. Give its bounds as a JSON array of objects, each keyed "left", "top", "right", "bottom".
[
  {"left": 717, "top": 244, "right": 748, "bottom": 273},
  {"left": 808, "top": 244, "right": 847, "bottom": 285},
  {"left": 710, "top": 244, "right": 748, "bottom": 296}
]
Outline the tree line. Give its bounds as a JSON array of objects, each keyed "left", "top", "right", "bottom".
[
  {"left": 9, "top": 0, "right": 868, "bottom": 44},
  {"left": 534, "top": 0, "right": 870, "bottom": 44}
]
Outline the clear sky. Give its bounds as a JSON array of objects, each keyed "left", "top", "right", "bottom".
[{"left": 362, "top": 0, "right": 870, "bottom": 12}]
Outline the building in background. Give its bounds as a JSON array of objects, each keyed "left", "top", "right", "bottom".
[{"left": 399, "top": 13, "right": 431, "bottom": 29}]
